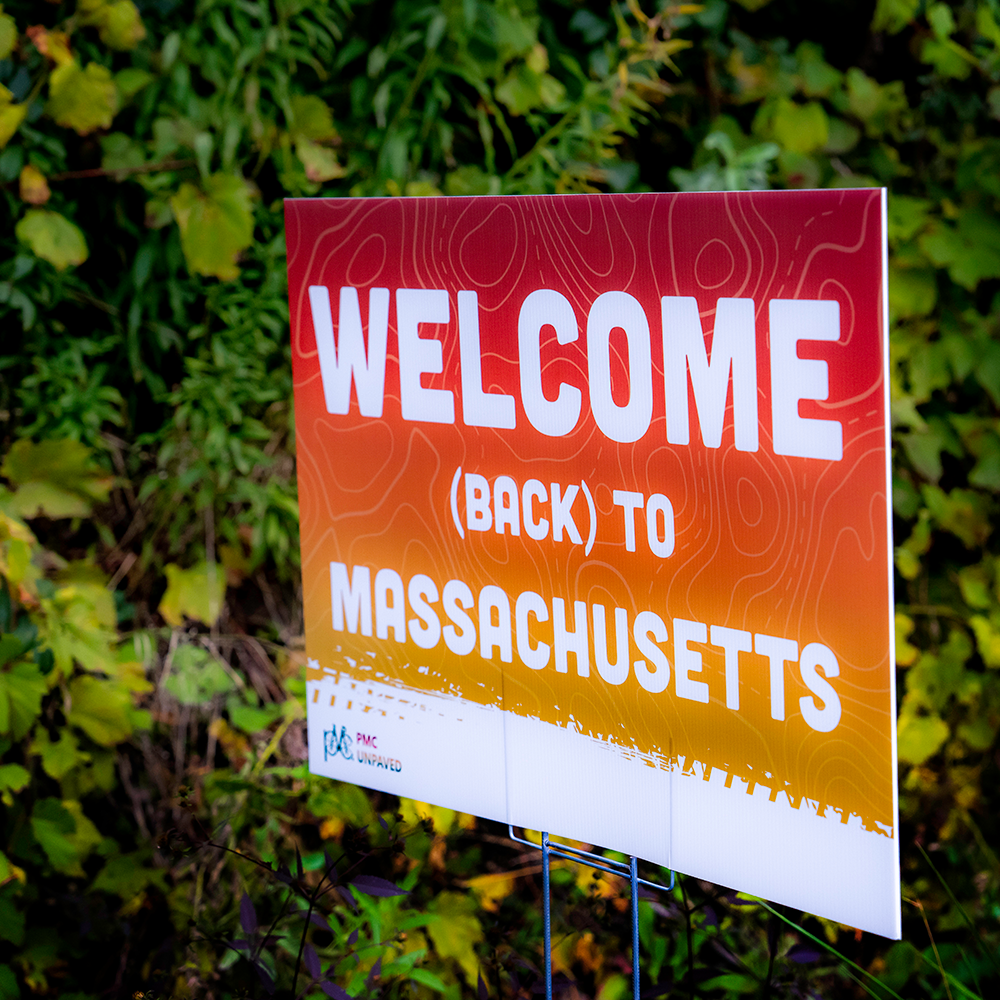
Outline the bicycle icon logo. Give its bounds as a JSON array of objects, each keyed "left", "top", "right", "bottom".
[{"left": 323, "top": 725, "right": 353, "bottom": 761}]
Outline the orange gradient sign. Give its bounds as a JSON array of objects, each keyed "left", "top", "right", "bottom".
[{"left": 285, "top": 190, "right": 899, "bottom": 937}]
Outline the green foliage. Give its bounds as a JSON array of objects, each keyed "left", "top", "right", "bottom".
[{"left": 1, "top": 0, "right": 1000, "bottom": 997}]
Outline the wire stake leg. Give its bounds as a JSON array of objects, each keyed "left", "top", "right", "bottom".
[
  {"left": 508, "top": 826, "right": 672, "bottom": 1000},
  {"left": 630, "top": 855, "right": 640, "bottom": 1000},
  {"left": 542, "top": 831, "right": 552, "bottom": 1000}
]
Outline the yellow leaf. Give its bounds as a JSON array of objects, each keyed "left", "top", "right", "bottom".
[
  {"left": 208, "top": 717, "right": 249, "bottom": 767},
  {"left": 399, "top": 798, "right": 474, "bottom": 833},
  {"left": 159, "top": 561, "right": 226, "bottom": 626},
  {"left": 427, "top": 892, "right": 483, "bottom": 984},
  {"left": 0, "top": 7, "right": 16, "bottom": 61},
  {"left": 170, "top": 175, "right": 255, "bottom": 280},
  {"left": 0, "top": 85, "right": 27, "bottom": 148},
  {"left": 27, "top": 26, "right": 74, "bottom": 66},
  {"left": 2, "top": 438, "right": 112, "bottom": 514},
  {"left": 289, "top": 94, "right": 337, "bottom": 142},
  {"left": 15, "top": 209, "right": 89, "bottom": 270},
  {"left": 47, "top": 60, "right": 120, "bottom": 134},
  {"left": 465, "top": 871, "right": 517, "bottom": 912},
  {"left": 66, "top": 675, "right": 134, "bottom": 745},
  {"left": 0, "top": 849, "right": 27, "bottom": 888},
  {"left": 897, "top": 707, "right": 949, "bottom": 765},
  {"left": 19, "top": 165, "right": 51, "bottom": 205},
  {"left": 895, "top": 613, "right": 919, "bottom": 666},
  {"left": 78, "top": 0, "right": 146, "bottom": 51},
  {"left": 295, "top": 138, "right": 346, "bottom": 183}
]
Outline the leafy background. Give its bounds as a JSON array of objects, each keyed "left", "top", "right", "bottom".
[{"left": 2, "top": 0, "right": 1000, "bottom": 998}]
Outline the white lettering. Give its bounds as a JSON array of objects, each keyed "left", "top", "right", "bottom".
[
  {"left": 710, "top": 625, "right": 752, "bottom": 711},
  {"left": 633, "top": 611, "right": 670, "bottom": 694},
  {"left": 769, "top": 299, "right": 843, "bottom": 461},
  {"left": 799, "top": 642, "right": 842, "bottom": 732},
  {"left": 458, "top": 290, "right": 516, "bottom": 428},
  {"left": 587, "top": 291, "right": 653, "bottom": 443},
  {"left": 309, "top": 286, "right": 389, "bottom": 417},
  {"left": 518, "top": 289, "right": 582, "bottom": 437},
  {"left": 330, "top": 562, "right": 372, "bottom": 636},
  {"left": 674, "top": 618, "right": 710, "bottom": 703},
  {"left": 396, "top": 288, "right": 454, "bottom": 424},
  {"left": 754, "top": 633, "right": 799, "bottom": 722},
  {"left": 553, "top": 598, "right": 589, "bottom": 676},
  {"left": 515, "top": 591, "right": 550, "bottom": 670},
  {"left": 662, "top": 296, "right": 758, "bottom": 451}
]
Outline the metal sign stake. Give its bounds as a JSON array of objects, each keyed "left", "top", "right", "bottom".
[{"left": 510, "top": 827, "right": 675, "bottom": 1000}]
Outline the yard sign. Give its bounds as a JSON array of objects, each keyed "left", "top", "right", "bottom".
[{"left": 285, "top": 189, "right": 899, "bottom": 938}]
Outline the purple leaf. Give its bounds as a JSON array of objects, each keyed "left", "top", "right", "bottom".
[
  {"left": 227, "top": 939, "right": 251, "bottom": 953},
  {"left": 378, "top": 814, "right": 389, "bottom": 831},
  {"left": 351, "top": 875, "right": 408, "bottom": 897},
  {"left": 304, "top": 943, "right": 322, "bottom": 979},
  {"left": 786, "top": 944, "right": 823, "bottom": 964},
  {"left": 309, "top": 911, "right": 330, "bottom": 929},
  {"left": 478, "top": 970, "right": 489, "bottom": 1000},
  {"left": 240, "top": 893, "right": 258, "bottom": 935},
  {"left": 254, "top": 962, "right": 275, "bottom": 994},
  {"left": 365, "top": 957, "right": 382, "bottom": 989},
  {"left": 319, "top": 982, "right": 353, "bottom": 1000},
  {"left": 338, "top": 885, "right": 357, "bottom": 910},
  {"left": 347, "top": 929, "right": 359, "bottom": 947}
]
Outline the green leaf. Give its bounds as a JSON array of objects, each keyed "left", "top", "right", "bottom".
[
  {"left": 769, "top": 98, "right": 828, "bottom": 153},
  {"left": 30, "top": 728, "right": 87, "bottom": 780},
  {"left": 889, "top": 267, "right": 937, "bottom": 319},
  {"left": 922, "top": 484, "right": 995, "bottom": 548},
  {"left": 14, "top": 210, "right": 89, "bottom": 271},
  {"left": 114, "top": 67, "right": 154, "bottom": 100},
  {"left": 307, "top": 780, "right": 374, "bottom": 828},
  {"left": 0, "top": 763, "right": 29, "bottom": 800},
  {"left": 169, "top": 175, "right": 255, "bottom": 280},
  {"left": 91, "top": 851, "right": 167, "bottom": 899},
  {"left": 957, "top": 712, "right": 997, "bottom": 751},
  {"left": 794, "top": 42, "right": 842, "bottom": 97},
  {"left": 408, "top": 969, "right": 448, "bottom": 993},
  {"left": 897, "top": 710, "right": 949, "bottom": 764},
  {"left": 957, "top": 565, "right": 993, "bottom": 610},
  {"left": 66, "top": 675, "right": 134, "bottom": 745},
  {"left": 595, "top": 973, "right": 630, "bottom": 1000},
  {"left": 226, "top": 695, "right": 283, "bottom": 734},
  {"left": 919, "top": 210, "right": 1000, "bottom": 290},
  {"left": 0, "top": 888, "right": 25, "bottom": 947},
  {"left": 46, "top": 61, "right": 120, "bottom": 135},
  {"left": 871, "top": 0, "right": 918, "bottom": 34},
  {"left": 163, "top": 644, "right": 234, "bottom": 705},
  {"left": 29, "top": 797, "right": 103, "bottom": 875},
  {"left": 845, "top": 68, "right": 907, "bottom": 137},
  {"left": 159, "top": 562, "right": 226, "bottom": 627},
  {"left": 699, "top": 974, "right": 759, "bottom": 994},
  {"left": 0, "top": 963, "right": 19, "bottom": 1000},
  {"left": 0, "top": 663, "right": 48, "bottom": 741},
  {"left": 0, "top": 634, "right": 27, "bottom": 668},
  {"left": 888, "top": 195, "right": 933, "bottom": 243}
]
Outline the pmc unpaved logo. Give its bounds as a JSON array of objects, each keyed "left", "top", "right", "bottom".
[{"left": 323, "top": 725, "right": 353, "bottom": 761}]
